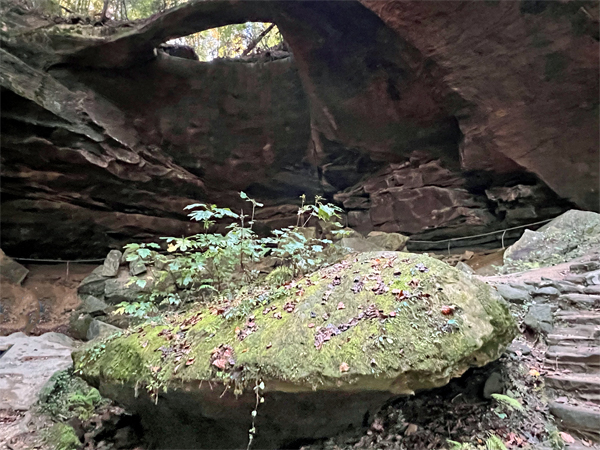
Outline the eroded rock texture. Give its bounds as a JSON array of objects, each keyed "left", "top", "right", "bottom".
[{"left": 1, "top": 0, "right": 597, "bottom": 257}]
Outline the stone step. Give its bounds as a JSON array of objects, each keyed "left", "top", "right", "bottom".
[
  {"left": 549, "top": 401, "right": 600, "bottom": 439},
  {"left": 555, "top": 312, "right": 600, "bottom": 326},
  {"left": 559, "top": 294, "right": 600, "bottom": 310},
  {"left": 566, "top": 441, "right": 600, "bottom": 450},
  {"left": 545, "top": 374, "right": 600, "bottom": 404},
  {"left": 548, "top": 326, "right": 600, "bottom": 346},
  {"left": 585, "top": 286, "right": 600, "bottom": 296},
  {"left": 545, "top": 346, "right": 600, "bottom": 373}
]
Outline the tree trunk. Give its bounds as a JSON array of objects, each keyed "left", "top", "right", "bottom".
[{"left": 100, "top": 0, "right": 110, "bottom": 21}]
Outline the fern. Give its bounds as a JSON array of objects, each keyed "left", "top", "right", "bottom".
[
  {"left": 491, "top": 393, "right": 524, "bottom": 411},
  {"left": 486, "top": 434, "right": 507, "bottom": 450}
]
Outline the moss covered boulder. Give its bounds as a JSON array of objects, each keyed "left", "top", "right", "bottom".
[{"left": 74, "top": 252, "right": 516, "bottom": 449}]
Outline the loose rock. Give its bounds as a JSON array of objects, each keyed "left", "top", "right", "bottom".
[
  {"left": 495, "top": 284, "right": 530, "bottom": 304},
  {"left": 524, "top": 304, "right": 554, "bottom": 335},
  {"left": 365, "top": 232, "right": 409, "bottom": 251},
  {"left": 86, "top": 319, "right": 122, "bottom": 341},
  {"left": 532, "top": 286, "right": 560, "bottom": 298},
  {"left": 483, "top": 372, "right": 504, "bottom": 399},
  {"left": 0, "top": 249, "right": 28, "bottom": 285},
  {"left": 101, "top": 250, "right": 122, "bottom": 277},
  {"left": 81, "top": 295, "right": 110, "bottom": 316},
  {"left": 129, "top": 259, "right": 147, "bottom": 276}
]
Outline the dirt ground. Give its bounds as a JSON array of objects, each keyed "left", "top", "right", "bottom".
[{"left": 0, "top": 264, "right": 94, "bottom": 336}]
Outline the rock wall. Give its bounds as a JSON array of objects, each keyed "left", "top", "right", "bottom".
[
  {"left": 362, "top": 0, "right": 600, "bottom": 210},
  {"left": 0, "top": 0, "right": 597, "bottom": 258}
]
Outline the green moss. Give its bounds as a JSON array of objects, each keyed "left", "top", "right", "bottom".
[
  {"left": 38, "top": 370, "right": 106, "bottom": 421},
  {"left": 76, "top": 252, "right": 516, "bottom": 396},
  {"left": 44, "top": 423, "right": 80, "bottom": 450}
]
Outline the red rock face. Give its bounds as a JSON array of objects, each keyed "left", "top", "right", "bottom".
[
  {"left": 361, "top": 0, "right": 599, "bottom": 210},
  {"left": 0, "top": 0, "right": 596, "bottom": 257}
]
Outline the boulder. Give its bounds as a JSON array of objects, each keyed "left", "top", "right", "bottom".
[
  {"left": 523, "top": 304, "right": 553, "bottom": 335},
  {"left": 337, "top": 237, "right": 384, "bottom": 253},
  {"left": 69, "top": 312, "right": 94, "bottom": 341},
  {"left": 585, "top": 270, "right": 600, "bottom": 286},
  {"left": 78, "top": 266, "right": 109, "bottom": 298},
  {"left": 483, "top": 372, "right": 504, "bottom": 399},
  {"left": 101, "top": 250, "right": 123, "bottom": 277},
  {"left": 570, "top": 261, "right": 600, "bottom": 274},
  {"left": 455, "top": 261, "right": 475, "bottom": 275},
  {"left": 104, "top": 274, "right": 143, "bottom": 304},
  {"left": 0, "top": 249, "right": 28, "bottom": 285},
  {"left": 504, "top": 210, "right": 600, "bottom": 269},
  {"left": 330, "top": 228, "right": 363, "bottom": 242},
  {"left": 75, "top": 251, "right": 516, "bottom": 449},
  {"left": 532, "top": 286, "right": 560, "bottom": 298},
  {"left": 494, "top": 284, "right": 530, "bottom": 305},
  {"left": 129, "top": 259, "right": 147, "bottom": 276},
  {"left": 0, "top": 332, "right": 73, "bottom": 410},
  {"left": 81, "top": 295, "right": 110, "bottom": 316},
  {"left": 366, "top": 231, "right": 409, "bottom": 251},
  {"left": 86, "top": 319, "right": 122, "bottom": 341},
  {"left": 507, "top": 341, "right": 532, "bottom": 356},
  {"left": 104, "top": 267, "right": 176, "bottom": 304}
]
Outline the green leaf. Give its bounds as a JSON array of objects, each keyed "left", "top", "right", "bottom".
[
  {"left": 137, "top": 248, "right": 152, "bottom": 259},
  {"left": 184, "top": 203, "right": 207, "bottom": 210},
  {"left": 491, "top": 394, "right": 523, "bottom": 411},
  {"left": 136, "top": 279, "right": 147, "bottom": 288}
]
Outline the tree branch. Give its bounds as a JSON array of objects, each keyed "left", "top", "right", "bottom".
[{"left": 241, "top": 23, "right": 276, "bottom": 57}]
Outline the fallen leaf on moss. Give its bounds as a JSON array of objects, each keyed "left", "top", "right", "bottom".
[
  {"left": 339, "top": 362, "right": 349, "bottom": 372},
  {"left": 337, "top": 302, "right": 345, "bottom": 310},
  {"left": 560, "top": 432, "right": 575, "bottom": 444},
  {"left": 441, "top": 305, "right": 455, "bottom": 315},
  {"left": 405, "top": 424, "right": 418, "bottom": 436},
  {"left": 408, "top": 278, "right": 420, "bottom": 288}
]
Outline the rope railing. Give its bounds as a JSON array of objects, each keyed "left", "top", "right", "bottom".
[
  {"left": 408, "top": 218, "right": 553, "bottom": 244},
  {"left": 407, "top": 217, "right": 553, "bottom": 254},
  {"left": 10, "top": 257, "right": 105, "bottom": 263},
  {"left": 6, "top": 217, "right": 556, "bottom": 263}
]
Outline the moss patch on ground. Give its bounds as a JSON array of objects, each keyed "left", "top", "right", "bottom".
[
  {"left": 75, "top": 252, "right": 516, "bottom": 397},
  {"left": 39, "top": 369, "right": 106, "bottom": 421},
  {"left": 44, "top": 423, "right": 80, "bottom": 450}
]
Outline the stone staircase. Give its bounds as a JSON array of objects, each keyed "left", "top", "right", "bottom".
[{"left": 541, "top": 263, "right": 600, "bottom": 444}]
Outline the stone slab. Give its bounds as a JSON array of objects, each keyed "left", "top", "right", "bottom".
[{"left": 0, "top": 332, "right": 74, "bottom": 411}]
